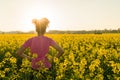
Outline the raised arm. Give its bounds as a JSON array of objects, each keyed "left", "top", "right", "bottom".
[{"left": 16, "top": 46, "right": 32, "bottom": 61}]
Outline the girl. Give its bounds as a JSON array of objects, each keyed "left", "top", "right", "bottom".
[{"left": 16, "top": 18, "right": 64, "bottom": 70}]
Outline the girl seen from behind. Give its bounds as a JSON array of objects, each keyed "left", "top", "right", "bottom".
[{"left": 16, "top": 18, "right": 64, "bottom": 70}]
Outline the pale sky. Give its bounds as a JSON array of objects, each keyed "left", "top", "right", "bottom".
[{"left": 0, "top": 0, "right": 120, "bottom": 32}]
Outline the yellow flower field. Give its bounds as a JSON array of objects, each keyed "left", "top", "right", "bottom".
[{"left": 0, "top": 34, "right": 120, "bottom": 80}]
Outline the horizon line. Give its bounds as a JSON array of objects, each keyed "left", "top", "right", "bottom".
[{"left": 0, "top": 28, "right": 119, "bottom": 32}]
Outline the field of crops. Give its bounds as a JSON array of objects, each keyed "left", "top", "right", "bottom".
[{"left": 0, "top": 34, "right": 120, "bottom": 80}]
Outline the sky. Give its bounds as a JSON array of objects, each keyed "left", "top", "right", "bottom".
[{"left": 0, "top": 0, "right": 120, "bottom": 32}]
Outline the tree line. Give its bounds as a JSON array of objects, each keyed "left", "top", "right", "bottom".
[{"left": 0, "top": 28, "right": 120, "bottom": 34}]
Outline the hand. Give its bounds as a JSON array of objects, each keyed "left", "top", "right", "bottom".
[
  {"left": 27, "top": 56, "right": 33, "bottom": 61},
  {"left": 24, "top": 54, "right": 32, "bottom": 61}
]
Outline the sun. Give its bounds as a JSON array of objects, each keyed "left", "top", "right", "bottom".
[{"left": 21, "top": 7, "right": 58, "bottom": 32}]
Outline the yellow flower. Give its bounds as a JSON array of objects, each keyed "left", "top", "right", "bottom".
[
  {"left": 89, "top": 65, "right": 95, "bottom": 72},
  {"left": 0, "top": 71, "right": 5, "bottom": 78},
  {"left": 80, "top": 58, "right": 87, "bottom": 66},
  {"left": 68, "top": 52, "right": 74, "bottom": 61},
  {"left": 4, "top": 68, "right": 10, "bottom": 72},
  {"left": 10, "top": 57, "right": 17, "bottom": 64},
  {"left": 36, "top": 60, "right": 44, "bottom": 67},
  {"left": 32, "top": 53, "right": 38, "bottom": 59},
  {"left": 21, "top": 58, "right": 31, "bottom": 67},
  {"left": 0, "top": 63, "right": 4, "bottom": 68},
  {"left": 5, "top": 52, "right": 12, "bottom": 57},
  {"left": 54, "top": 57, "right": 58, "bottom": 63}
]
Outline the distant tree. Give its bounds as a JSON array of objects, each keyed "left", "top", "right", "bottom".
[
  {"left": 118, "top": 28, "right": 120, "bottom": 31},
  {"left": 94, "top": 30, "right": 102, "bottom": 34},
  {"left": 118, "top": 28, "right": 120, "bottom": 33}
]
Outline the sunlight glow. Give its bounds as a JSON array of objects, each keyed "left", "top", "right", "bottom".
[
  {"left": 22, "top": 8, "right": 56, "bottom": 32},
  {"left": 0, "top": 0, "right": 120, "bottom": 32}
]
